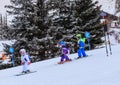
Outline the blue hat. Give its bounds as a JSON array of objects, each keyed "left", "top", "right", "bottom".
[{"left": 59, "top": 41, "right": 66, "bottom": 46}]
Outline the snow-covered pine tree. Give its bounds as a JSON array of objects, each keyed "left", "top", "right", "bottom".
[
  {"left": 52, "top": 0, "right": 75, "bottom": 41},
  {"left": 5, "top": 0, "right": 36, "bottom": 64},
  {"left": 30, "top": 0, "right": 56, "bottom": 60},
  {"left": 73, "top": 0, "right": 103, "bottom": 48},
  {"left": 5, "top": 0, "right": 36, "bottom": 41},
  {"left": 0, "top": 14, "right": 9, "bottom": 40},
  {"left": 46, "top": 0, "right": 77, "bottom": 54},
  {"left": 5, "top": 0, "right": 51, "bottom": 64},
  {"left": 46, "top": 0, "right": 103, "bottom": 52}
]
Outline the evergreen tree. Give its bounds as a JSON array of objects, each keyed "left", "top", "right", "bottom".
[
  {"left": 5, "top": 0, "right": 36, "bottom": 64},
  {"left": 5, "top": 0, "right": 51, "bottom": 64},
  {"left": 0, "top": 14, "right": 9, "bottom": 40},
  {"left": 53, "top": 0, "right": 75, "bottom": 41},
  {"left": 47, "top": 0, "right": 103, "bottom": 51},
  {"left": 73, "top": 0, "right": 103, "bottom": 48},
  {"left": 5, "top": 0, "right": 35, "bottom": 29},
  {"left": 46, "top": 0, "right": 76, "bottom": 53},
  {"left": 5, "top": 0, "right": 36, "bottom": 41},
  {"left": 4, "top": 0, "right": 104, "bottom": 66},
  {"left": 30, "top": 0, "right": 55, "bottom": 60}
]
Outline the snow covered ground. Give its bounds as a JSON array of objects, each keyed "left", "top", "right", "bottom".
[{"left": 0, "top": 34, "right": 120, "bottom": 85}]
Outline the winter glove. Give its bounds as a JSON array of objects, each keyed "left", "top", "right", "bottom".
[
  {"left": 28, "top": 62, "right": 31, "bottom": 65},
  {"left": 67, "top": 50, "right": 70, "bottom": 55}
]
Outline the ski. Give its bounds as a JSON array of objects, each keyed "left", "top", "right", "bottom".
[
  {"left": 58, "top": 59, "right": 72, "bottom": 64},
  {"left": 15, "top": 71, "right": 37, "bottom": 76},
  {"left": 74, "top": 55, "right": 91, "bottom": 60},
  {"left": 104, "top": 32, "right": 109, "bottom": 56},
  {"left": 103, "top": 23, "right": 112, "bottom": 56},
  {"left": 100, "top": 12, "right": 112, "bottom": 56}
]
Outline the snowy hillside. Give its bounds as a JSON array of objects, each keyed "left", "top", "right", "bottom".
[
  {"left": 0, "top": 41, "right": 120, "bottom": 85},
  {"left": 0, "top": 30, "right": 120, "bottom": 85},
  {"left": 93, "top": 0, "right": 116, "bottom": 15}
]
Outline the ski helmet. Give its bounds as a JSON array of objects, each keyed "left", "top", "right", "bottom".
[
  {"left": 19, "top": 49, "right": 26, "bottom": 55},
  {"left": 59, "top": 41, "right": 66, "bottom": 46}
]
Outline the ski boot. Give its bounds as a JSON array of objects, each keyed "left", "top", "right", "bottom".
[
  {"left": 58, "top": 61, "right": 64, "bottom": 64},
  {"left": 65, "top": 59, "right": 72, "bottom": 62}
]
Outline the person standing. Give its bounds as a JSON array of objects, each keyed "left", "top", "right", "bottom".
[
  {"left": 20, "top": 49, "right": 31, "bottom": 73},
  {"left": 1, "top": 52, "right": 7, "bottom": 61},
  {"left": 76, "top": 34, "right": 87, "bottom": 58},
  {"left": 9, "top": 46, "right": 15, "bottom": 66}
]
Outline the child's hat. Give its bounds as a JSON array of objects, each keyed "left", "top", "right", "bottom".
[
  {"left": 76, "top": 34, "right": 81, "bottom": 38},
  {"left": 59, "top": 41, "right": 66, "bottom": 46},
  {"left": 20, "top": 49, "right": 26, "bottom": 54}
]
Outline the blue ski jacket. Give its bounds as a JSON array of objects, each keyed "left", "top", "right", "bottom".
[{"left": 78, "top": 40, "right": 85, "bottom": 48}]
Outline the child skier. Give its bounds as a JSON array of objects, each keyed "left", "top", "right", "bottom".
[
  {"left": 20, "top": 49, "right": 31, "bottom": 73},
  {"left": 76, "top": 34, "right": 87, "bottom": 58},
  {"left": 58, "top": 41, "right": 71, "bottom": 64}
]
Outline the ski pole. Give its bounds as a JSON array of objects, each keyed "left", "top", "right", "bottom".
[
  {"left": 104, "top": 31, "right": 108, "bottom": 56},
  {"left": 87, "top": 38, "right": 90, "bottom": 50},
  {"left": 107, "top": 32, "right": 112, "bottom": 55}
]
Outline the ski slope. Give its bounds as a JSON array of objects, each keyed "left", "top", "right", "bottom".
[{"left": 0, "top": 38, "right": 120, "bottom": 85}]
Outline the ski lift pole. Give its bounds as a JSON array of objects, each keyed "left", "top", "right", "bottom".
[{"left": 87, "top": 38, "right": 90, "bottom": 50}]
